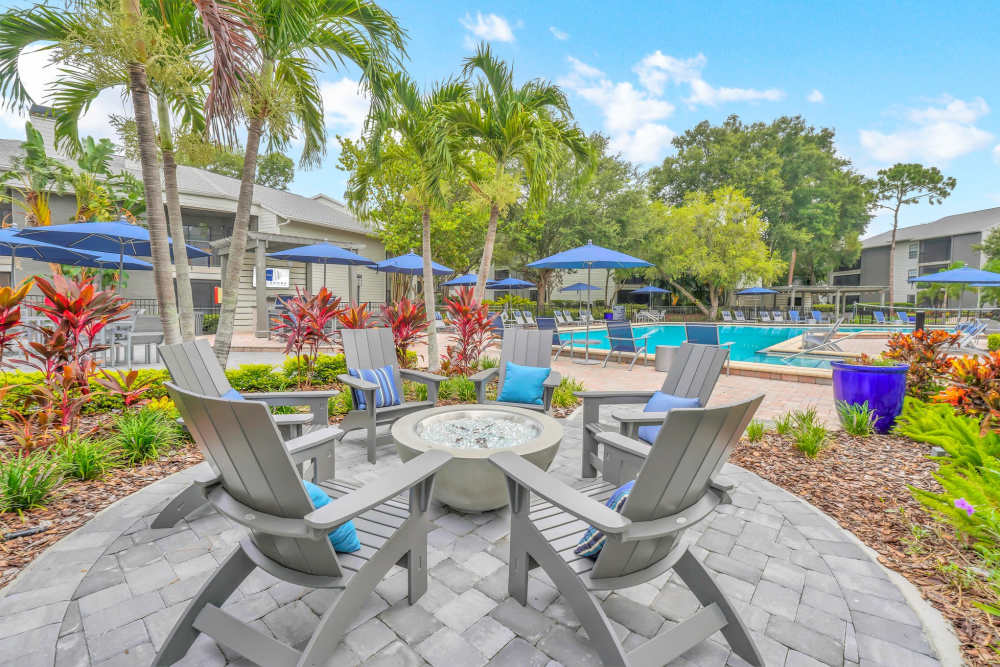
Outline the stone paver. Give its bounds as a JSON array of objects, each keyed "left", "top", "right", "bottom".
[{"left": 0, "top": 400, "right": 951, "bottom": 666}]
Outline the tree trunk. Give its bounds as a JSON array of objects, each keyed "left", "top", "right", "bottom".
[
  {"left": 887, "top": 206, "right": 900, "bottom": 315},
  {"left": 421, "top": 206, "right": 440, "bottom": 372},
  {"left": 474, "top": 202, "right": 500, "bottom": 302},
  {"left": 157, "top": 97, "right": 196, "bottom": 340},
  {"left": 127, "top": 62, "right": 180, "bottom": 345},
  {"left": 213, "top": 112, "right": 265, "bottom": 365},
  {"left": 787, "top": 248, "right": 796, "bottom": 286},
  {"left": 667, "top": 278, "right": 710, "bottom": 317},
  {"left": 708, "top": 287, "right": 719, "bottom": 319}
]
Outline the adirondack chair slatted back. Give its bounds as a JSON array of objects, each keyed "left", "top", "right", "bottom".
[
  {"left": 536, "top": 317, "right": 561, "bottom": 346},
  {"left": 660, "top": 343, "right": 729, "bottom": 406},
  {"left": 167, "top": 383, "right": 341, "bottom": 577},
  {"left": 591, "top": 395, "right": 763, "bottom": 579},
  {"left": 497, "top": 329, "right": 552, "bottom": 390},
  {"left": 340, "top": 328, "right": 404, "bottom": 399},
  {"left": 607, "top": 320, "right": 638, "bottom": 354},
  {"left": 159, "top": 339, "right": 232, "bottom": 397}
]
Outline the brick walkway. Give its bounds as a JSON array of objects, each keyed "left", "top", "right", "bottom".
[{"left": 0, "top": 408, "right": 948, "bottom": 666}]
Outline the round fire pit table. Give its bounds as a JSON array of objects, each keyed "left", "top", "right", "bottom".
[{"left": 392, "top": 404, "right": 563, "bottom": 512}]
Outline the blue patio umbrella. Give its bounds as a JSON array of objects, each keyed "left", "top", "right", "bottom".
[
  {"left": 65, "top": 250, "right": 153, "bottom": 271},
  {"left": 374, "top": 251, "right": 452, "bottom": 276},
  {"left": 907, "top": 266, "right": 1000, "bottom": 284},
  {"left": 442, "top": 273, "right": 478, "bottom": 287},
  {"left": 560, "top": 282, "right": 600, "bottom": 311},
  {"left": 736, "top": 287, "right": 779, "bottom": 295},
  {"left": 631, "top": 284, "right": 672, "bottom": 309},
  {"left": 487, "top": 277, "right": 535, "bottom": 290},
  {"left": 528, "top": 240, "right": 652, "bottom": 364},
  {"left": 16, "top": 219, "right": 210, "bottom": 288},
  {"left": 0, "top": 228, "right": 97, "bottom": 285},
  {"left": 268, "top": 242, "right": 375, "bottom": 301}
]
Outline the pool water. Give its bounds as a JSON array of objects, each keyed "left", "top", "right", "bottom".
[{"left": 560, "top": 324, "right": 895, "bottom": 369}]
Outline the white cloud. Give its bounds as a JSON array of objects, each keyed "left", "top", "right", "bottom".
[
  {"left": 807, "top": 89, "right": 824, "bottom": 103},
  {"left": 992, "top": 144, "right": 1000, "bottom": 164},
  {"left": 320, "top": 77, "right": 369, "bottom": 139},
  {"left": 860, "top": 95, "right": 993, "bottom": 164},
  {"left": 632, "top": 50, "right": 784, "bottom": 107},
  {"left": 549, "top": 26, "right": 569, "bottom": 41},
  {"left": 459, "top": 12, "right": 515, "bottom": 42}
]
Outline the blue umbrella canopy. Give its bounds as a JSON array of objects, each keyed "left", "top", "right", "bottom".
[
  {"left": 442, "top": 273, "right": 478, "bottom": 287},
  {"left": 631, "top": 285, "right": 671, "bottom": 294},
  {"left": 560, "top": 282, "right": 600, "bottom": 292},
  {"left": 488, "top": 277, "right": 535, "bottom": 290},
  {"left": 267, "top": 242, "right": 374, "bottom": 266},
  {"left": 375, "top": 251, "right": 452, "bottom": 276},
  {"left": 527, "top": 240, "right": 652, "bottom": 270},
  {"left": 16, "top": 220, "right": 210, "bottom": 260},
  {"left": 736, "top": 287, "right": 778, "bottom": 295},
  {"left": 0, "top": 228, "right": 99, "bottom": 284},
  {"left": 65, "top": 250, "right": 153, "bottom": 271},
  {"left": 908, "top": 266, "right": 1000, "bottom": 284}
]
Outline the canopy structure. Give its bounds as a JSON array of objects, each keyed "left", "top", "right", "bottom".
[
  {"left": 442, "top": 273, "right": 478, "bottom": 287},
  {"left": 529, "top": 240, "right": 651, "bottom": 364},
  {"left": 0, "top": 229, "right": 96, "bottom": 285},
  {"left": 374, "top": 251, "right": 452, "bottom": 276},
  {"left": 268, "top": 242, "right": 375, "bottom": 302},
  {"left": 631, "top": 284, "right": 671, "bottom": 309},
  {"left": 908, "top": 266, "right": 1000, "bottom": 284},
  {"left": 487, "top": 277, "right": 535, "bottom": 290},
  {"left": 16, "top": 219, "right": 210, "bottom": 288},
  {"left": 736, "top": 287, "right": 778, "bottom": 295}
]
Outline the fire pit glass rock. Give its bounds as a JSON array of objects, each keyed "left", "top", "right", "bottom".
[{"left": 417, "top": 412, "right": 540, "bottom": 449}]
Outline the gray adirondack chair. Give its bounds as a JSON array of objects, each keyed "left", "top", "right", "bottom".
[
  {"left": 154, "top": 384, "right": 451, "bottom": 666},
  {"left": 338, "top": 328, "right": 445, "bottom": 463},
  {"left": 489, "top": 394, "right": 765, "bottom": 667},
  {"left": 152, "top": 339, "right": 341, "bottom": 529},
  {"left": 469, "top": 328, "right": 562, "bottom": 412},
  {"left": 579, "top": 343, "right": 729, "bottom": 479}
]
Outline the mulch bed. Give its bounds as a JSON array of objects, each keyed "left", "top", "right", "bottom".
[{"left": 732, "top": 432, "right": 999, "bottom": 666}]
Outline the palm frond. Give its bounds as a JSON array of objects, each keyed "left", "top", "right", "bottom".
[{"left": 0, "top": 7, "right": 77, "bottom": 111}]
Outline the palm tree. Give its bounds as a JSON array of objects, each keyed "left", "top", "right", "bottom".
[
  {"left": 208, "top": 0, "right": 405, "bottom": 365},
  {"left": 347, "top": 73, "right": 469, "bottom": 372},
  {"left": 445, "top": 43, "right": 593, "bottom": 302}
]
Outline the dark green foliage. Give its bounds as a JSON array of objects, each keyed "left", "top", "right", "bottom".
[
  {"left": 836, "top": 400, "right": 877, "bottom": 436},
  {"left": 745, "top": 420, "right": 765, "bottom": 442},
  {"left": 0, "top": 370, "right": 171, "bottom": 418},
  {"left": 282, "top": 354, "right": 347, "bottom": 386},
  {"left": 552, "top": 377, "right": 583, "bottom": 409},
  {"left": 0, "top": 450, "right": 61, "bottom": 511},
  {"left": 201, "top": 313, "right": 219, "bottom": 334},
  {"left": 225, "top": 364, "right": 293, "bottom": 392},
  {"left": 438, "top": 377, "right": 477, "bottom": 402},
  {"left": 56, "top": 435, "right": 118, "bottom": 480},
  {"left": 989, "top": 334, "right": 1000, "bottom": 352},
  {"left": 112, "top": 409, "right": 182, "bottom": 465}
]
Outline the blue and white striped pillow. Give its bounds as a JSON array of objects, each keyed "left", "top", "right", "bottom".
[
  {"left": 348, "top": 365, "right": 402, "bottom": 410},
  {"left": 574, "top": 480, "right": 635, "bottom": 558}
]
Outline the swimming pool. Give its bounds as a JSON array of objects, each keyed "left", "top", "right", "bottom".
[{"left": 559, "top": 324, "right": 894, "bottom": 369}]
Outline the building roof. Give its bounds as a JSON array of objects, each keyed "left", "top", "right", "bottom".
[
  {"left": 0, "top": 116, "right": 369, "bottom": 237},
  {"left": 862, "top": 207, "right": 1000, "bottom": 248}
]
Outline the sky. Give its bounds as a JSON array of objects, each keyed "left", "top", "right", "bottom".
[{"left": 1, "top": 0, "right": 999, "bottom": 239}]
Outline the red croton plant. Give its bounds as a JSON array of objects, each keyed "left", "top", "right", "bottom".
[
  {"left": 382, "top": 297, "right": 428, "bottom": 367},
  {"left": 0, "top": 279, "right": 33, "bottom": 373},
  {"left": 337, "top": 302, "right": 375, "bottom": 329},
  {"left": 272, "top": 287, "right": 343, "bottom": 387},
  {"left": 883, "top": 328, "right": 961, "bottom": 401},
  {"left": 440, "top": 287, "right": 495, "bottom": 376},
  {"left": 937, "top": 351, "right": 1000, "bottom": 434}
]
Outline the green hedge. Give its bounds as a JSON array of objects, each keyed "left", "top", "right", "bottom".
[
  {"left": 0, "top": 369, "right": 171, "bottom": 418},
  {"left": 201, "top": 313, "right": 219, "bottom": 334}
]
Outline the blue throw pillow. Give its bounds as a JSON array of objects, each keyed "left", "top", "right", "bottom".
[
  {"left": 221, "top": 388, "right": 244, "bottom": 401},
  {"left": 497, "top": 361, "right": 550, "bottom": 405},
  {"left": 574, "top": 480, "right": 635, "bottom": 558},
  {"left": 348, "top": 365, "right": 402, "bottom": 411},
  {"left": 635, "top": 392, "right": 701, "bottom": 444},
  {"left": 303, "top": 481, "right": 361, "bottom": 553}
]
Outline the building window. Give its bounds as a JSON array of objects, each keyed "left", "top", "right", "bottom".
[
  {"left": 920, "top": 237, "right": 950, "bottom": 264},
  {"left": 908, "top": 242, "right": 918, "bottom": 260},
  {"left": 907, "top": 269, "right": 918, "bottom": 281},
  {"left": 906, "top": 294, "right": 916, "bottom": 305}
]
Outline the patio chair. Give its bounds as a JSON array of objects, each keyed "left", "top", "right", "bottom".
[
  {"left": 339, "top": 327, "right": 445, "bottom": 463},
  {"left": 771, "top": 311, "right": 784, "bottom": 322},
  {"left": 489, "top": 314, "right": 506, "bottom": 340},
  {"left": 635, "top": 309, "right": 654, "bottom": 323},
  {"left": 720, "top": 310, "right": 733, "bottom": 322},
  {"left": 579, "top": 342, "right": 730, "bottom": 479},
  {"left": 470, "top": 328, "right": 562, "bottom": 411},
  {"left": 512, "top": 311, "right": 528, "bottom": 326},
  {"left": 811, "top": 310, "right": 827, "bottom": 324},
  {"left": 153, "top": 383, "right": 451, "bottom": 667},
  {"left": 872, "top": 311, "right": 886, "bottom": 324},
  {"left": 490, "top": 394, "right": 765, "bottom": 667},
  {"left": 759, "top": 311, "right": 772, "bottom": 322},
  {"left": 537, "top": 316, "right": 577, "bottom": 360},
  {"left": 113, "top": 314, "right": 164, "bottom": 366},
  {"left": 552, "top": 310, "right": 567, "bottom": 325},
  {"left": 603, "top": 320, "right": 653, "bottom": 370},
  {"left": 522, "top": 310, "right": 537, "bottom": 327},
  {"left": 788, "top": 310, "right": 801, "bottom": 323},
  {"left": 803, "top": 316, "right": 845, "bottom": 350},
  {"left": 152, "top": 339, "right": 341, "bottom": 529},
  {"left": 733, "top": 310, "right": 747, "bottom": 323}
]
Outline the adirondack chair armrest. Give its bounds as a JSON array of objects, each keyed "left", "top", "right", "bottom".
[
  {"left": 469, "top": 367, "right": 498, "bottom": 384},
  {"left": 574, "top": 390, "right": 656, "bottom": 404},
  {"left": 489, "top": 451, "right": 630, "bottom": 534},
  {"left": 285, "top": 427, "right": 342, "bottom": 466},
  {"left": 621, "top": 488, "right": 724, "bottom": 542},
  {"left": 244, "top": 390, "right": 339, "bottom": 401},
  {"left": 207, "top": 487, "right": 314, "bottom": 539},
  {"left": 610, "top": 408, "right": 667, "bottom": 427},
  {"left": 305, "top": 450, "right": 452, "bottom": 530},
  {"left": 593, "top": 430, "right": 649, "bottom": 460},
  {"left": 543, "top": 370, "right": 561, "bottom": 388},
  {"left": 337, "top": 373, "right": 378, "bottom": 393},
  {"left": 399, "top": 369, "right": 446, "bottom": 385}
]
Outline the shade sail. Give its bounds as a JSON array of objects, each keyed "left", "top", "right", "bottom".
[{"left": 375, "top": 251, "right": 452, "bottom": 275}]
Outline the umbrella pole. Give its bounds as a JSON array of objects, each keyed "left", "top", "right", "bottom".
[
  {"left": 9, "top": 245, "right": 15, "bottom": 288},
  {"left": 575, "top": 265, "right": 599, "bottom": 365},
  {"left": 119, "top": 247, "right": 124, "bottom": 293}
]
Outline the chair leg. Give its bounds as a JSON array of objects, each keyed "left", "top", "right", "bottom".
[
  {"left": 366, "top": 422, "right": 377, "bottom": 464},
  {"left": 150, "top": 483, "right": 206, "bottom": 529},
  {"left": 673, "top": 548, "right": 764, "bottom": 666},
  {"left": 406, "top": 526, "right": 428, "bottom": 604},
  {"left": 154, "top": 544, "right": 255, "bottom": 665}
]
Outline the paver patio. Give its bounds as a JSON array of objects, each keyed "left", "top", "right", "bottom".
[{"left": 0, "top": 402, "right": 949, "bottom": 666}]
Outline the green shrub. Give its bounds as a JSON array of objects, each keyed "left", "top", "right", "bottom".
[
  {"left": 774, "top": 412, "right": 794, "bottom": 435},
  {"left": 329, "top": 390, "right": 353, "bottom": 416},
  {"left": 745, "top": 420, "right": 765, "bottom": 442},
  {"left": 56, "top": 435, "right": 118, "bottom": 480},
  {"left": 788, "top": 407, "right": 828, "bottom": 458},
  {"left": 201, "top": 313, "right": 219, "bottom": 334},
  {"left": 836, "top": 400, "right": 877, "bottom": 436},
  {"left": 552, "top": 377, "right": 584, "bottom": 409},
  {"left": 439, "top": 377, "right": 476, "bottom": 402},
  {"left": 894, "top": 398, "right": 960, "bottom": 445},
  {"left": 113, "top": 409, "right": 182, "bottom": 465},
  {"left": 479, "top": 356, "right": 499, "bottom": 370},
  {"left": 0, "top": 370, "right": 172, "bottom": 418},
  {"left": 282, "top": 354, "right": 347, "bottom": 386},
  {"left": 0, "top": 450, "right": 61, "bottom": 512},
  {"left": 989, "top": 334, "right": 1000, "bottom": 352},
  {"left": 225, "top": 364, "right": 292, "bottom": 392},
  {"left": 813, "top": 304, "right": 835, "bottom": 312},
  {"left": 405, "top": 381, "right": 428, "bottom": 402}
]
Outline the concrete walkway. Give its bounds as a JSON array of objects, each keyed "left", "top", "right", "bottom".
[{"left": 0, "top": 407, "right": 954, "bottom": 666}]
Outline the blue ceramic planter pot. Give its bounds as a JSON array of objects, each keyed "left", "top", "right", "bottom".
[{"left": 831, "top": 361, "right": 909, "bottom": 434}]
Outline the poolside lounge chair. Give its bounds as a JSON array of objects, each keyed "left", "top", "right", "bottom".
[
  {"left": 603, "top": 320, "right": 653, "bottom": 370},
  {"left": 810, "top": 310, "right": 826, "bottom": 324},
  {"left": 788, "top": 310, "right": 801, "bottom": 323},
  {"left": 733, "top": 310, "right": 747, "bottom": 323},
  {"left": 339, "top": 328, "right": 445, "bottom": 463},
  {"left": 471, "top": 329, "right": 561, "bottom": 411},
  {"left": 721, "top": 310, "right": 733, "bottom": 322},
  {"left": 873, "top": 311, "right": 886, "bottom": 324},
  {"left": 579, "top": 342, "right": 730, "bottom": 480},
  {"left": 684, "top": 323, "right": 734, "bottom": 375},
  {"left": 803, "top": 316, "right": 845, "bottom": 351},
  {"left": 537, "top": 316, "right": 579, "bottom": 360},
  {"left": 154, "top": 383, "right": 450, "bottom": 667},
  {"left": 522, "top": 310, "right": 537, "bottom": 327},
  {"left": 512, "top": 310, "right": 528, "bottom": 326},
  {"left": 552, "top": 310, "right": 568, "bottom": 325},
  {"left": 491, "top": 394, "right": 765, "bottom": 667},
  {"left": 772, "top": 311, "right": 784, "bottom": 322},
  {"left": 759, "top": 311, "right": 772, "bottom": 322}
]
